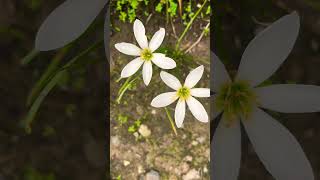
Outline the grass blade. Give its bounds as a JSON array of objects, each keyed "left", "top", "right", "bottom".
[
  {"left": 21, "top": 71, "right": 65, "bottom": 133},
  {"left": 21, "top": 49, "right": 40, "bottom": 65},
  {"left": 22, "top": 40, "right": 103, "bottom": 133},
  {"left": 26, "top": 46, "right": 70, "bottom": 106}
]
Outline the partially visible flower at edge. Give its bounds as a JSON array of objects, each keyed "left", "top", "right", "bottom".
[
  {"left": 151, "top": 65, "right": 210, "bottom": 128},
  {"left": 212, "top": 12, "right": 319, "bottom": 180},
  {"left": 115, "top": 19, "right": 176, "bottom": 86}
]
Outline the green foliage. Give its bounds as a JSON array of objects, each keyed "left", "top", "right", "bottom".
[
  {"left": 117, "top": 114, "right": 128, "bottom": 126},
  {"left": 116, "top": 75, "right": 139, "bottom": 104},
  {"left": 155, "top": 2, "right": 164, "bottom": 12},
  {"left": 182, "top": 1, "right": 194, "bottom": 25},
  {"left": 23, "top": 167, "right": 55, "bottom": 180},
  {"left": 128, "top": 125, "right": 136, "bottom": 133},
  {"left": 205, "top": 6, "right": 211, "bottom": 15},
  {"left": 203, "top": 25, "right": 210, "bottom": 36},
  {"left": 128, "top": 118, "right": 143, "bottom": 133},
  {"left": 115, "top": 0, "right": 150, "bottom": 23},
  {"left": 155, "top": 0, "right": 177, "bottom": 17},
  {"left": 168, "top": 0, "right": 178, "bottom": 17}
]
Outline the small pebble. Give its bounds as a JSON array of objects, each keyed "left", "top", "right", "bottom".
[
  {"left": 138, "top": 165, "right": 145, "bottom": 174},
  {"left": 111, "top": 136, "right": 120, "bottom": 146},
  {"left": 184, "top": 155, "right": 193, "bottom": 162},
  {"left": 133, "top": 132, "right": 139, "bottom": 138},
  {"left": 151, "top": 109, "right": 157, "bottom": 114},
  {"left": 139, "top": 124, "right": 151, "bottom": 137},
  {"left": 183, "top": 169, "right": 200, "bottom": 180},
  {"left": 203, "top": 166, "right": 208, "bottom": 173},
  {"left": 196, "top": 136, "right": 206, "bottom": 144},
  {"left": 145, "top": 170, "right": 160, "bottom": 180},
  {"left": 191, "top": 140, "right": 199, "bottom": 146},
  {"left": 123, "top": 160, "right": 130, "bottom": 166}
]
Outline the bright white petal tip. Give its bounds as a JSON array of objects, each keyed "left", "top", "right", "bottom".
[
  {"left": 115, "top": 42, "right": 141, "bottom": 56},
  {"left": 133, "top": 19, "right": 148, "bottom": 49},
  {"left": 142, "top": 61, "right": 153, "bottom": 86},
  {"left": 151, "top": 92, "right": 178, "bottom": 107},
  {"left": 152, "top": 54, "right": 176, "bottom": 69},
  {"left": 186, "top": 96, "right": 208, "bottom": 122},
  {"left": 190, "top": 88, "right": 210, "bottom": 97},
  {"left": 175, "top": 99, "right": 186, "bottom": 128},
  {"left": 184, "top": 65, "right": 205, "bottom": 88},
  {"left": 149, "top": 28, "right": 165, "bottom": 52},
  {"left": 120, "top": 57, "right": 144, "bottom": 78},
  {"left": 160, "top": 71, "right": 182, "bottom": 90}
]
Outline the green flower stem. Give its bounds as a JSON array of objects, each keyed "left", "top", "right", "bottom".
[
  {"left": 164, "top": 107, "right": 178, "bottom": 136},
  {"left": 175, "top": 0, "right": 208, "bottom": 50},
  {"left": 117, "top": 76, "right": 132, "bottom": 96},
  {"left": 116, "top": 74, "right": 140, "bottom": 104}
]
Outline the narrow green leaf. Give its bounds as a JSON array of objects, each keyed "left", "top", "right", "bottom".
[
  {"left": 27, "top": 46, "right": 70, "bottom": 106},
  {"left": 22, "top": 40, "right": 103, "bottom": 133},
  {"left": 21, "top": 49, "right": 40, "bottom": 65},
  {"left": 21, "top": 71, "right": 65, "bottom": 134}
]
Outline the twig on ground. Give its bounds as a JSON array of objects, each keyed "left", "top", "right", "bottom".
[
  {"left": 184, "top": 22, "right": 210, "bottom": 53},
  {"left": 170, "top": 17, "right": 178, "bottom": 39},
  {"left": 146, "top": 13, "right": 153, "bottom": 24}
]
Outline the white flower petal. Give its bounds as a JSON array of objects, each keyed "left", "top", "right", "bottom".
[
  {"left": 256, "top": 84, "right": 320, "bottom": 113},
  {"left": 120, "top": 57, "right": 144, "bottom": 78},
  {"left": 212, "top": 119, "right": 241, "bottom": 180},
  {"left": 236, "top": 12, "right": 300, "bottom": 87},
  {"left": 184, "top": 65, "right": 205, "bottom": 88},
  {"left": 175, "top": 99, "right": 186, "bottom": 128},
  {"left": 149, "top": 28, "right": 165, "bottom": 52},
  {"left": 160, "top": 71, "right": 182, "bottom": 90},
  {"left": 211, "top": 52, "right": 231, "bottom": 92},
  {"left": 152, "top": 54, "right": 176, "bottom": 69},
  {"left": 115, "top": 42, "right": 141, "bottom": 56},
  {"left": 151, "top": 92, "right": 178, "bottom": 107},
  {"left": 35, "top": 0, "right": 106, "bottom": 51},
  {"left": 133, "top": 19, "right": 148, "bottom": 49},
  {"left": 142, "top": 61, "right": 153, "bottom": 86},
  {"left": 190, "top": 88, "right": 210, "bottom": 97},
  {"left": 243, "top": 107, "right": 314, "bottom": 180},
  {"left": 186, "top": 96, "right": 208, "bottom": 122}
]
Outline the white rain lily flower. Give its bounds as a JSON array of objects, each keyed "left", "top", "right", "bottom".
[
  {"left": 151, "top": 65, "right": 210, "bottom": 128},
  {"left": 115, "top": 19, "right": 176, "bottom": 86},
  {"left": 212, "top": 12, "right": 320, "bottom": 180}
]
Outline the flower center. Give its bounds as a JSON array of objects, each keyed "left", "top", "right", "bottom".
[
  {"left": 177, "top": 86, "right": 190, "bottom": 100},
  {"left": 215, "top": 81, "right": 257, "bottom": 126},
  {"left": 140, "top": 48, "right": 153, "bottom": 61}
]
